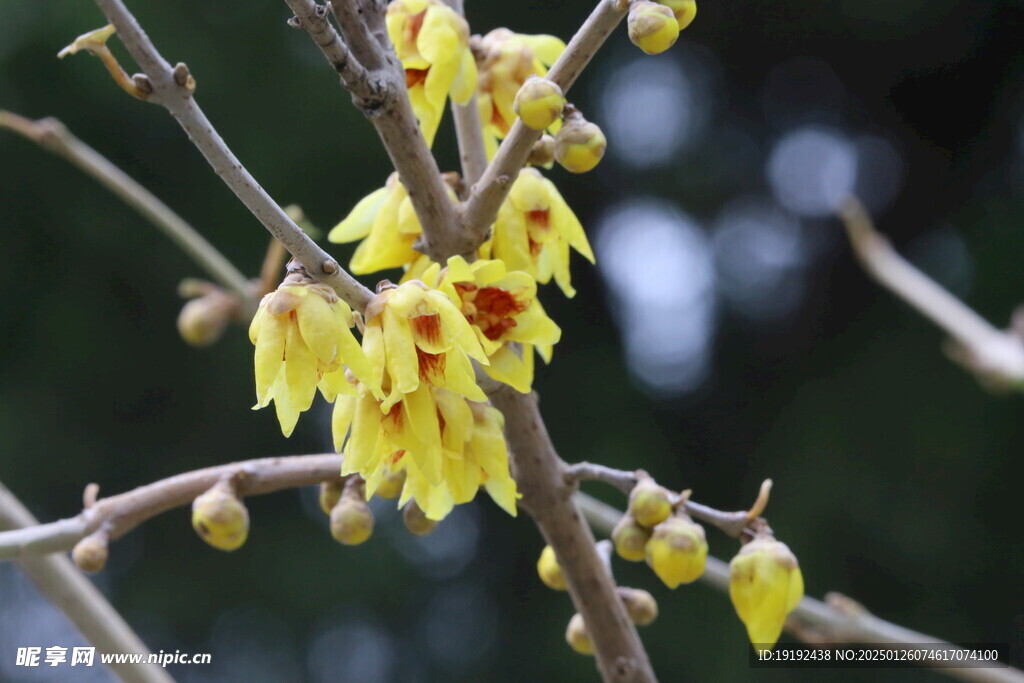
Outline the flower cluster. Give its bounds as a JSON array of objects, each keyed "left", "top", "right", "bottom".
[
  {"left": 386, "top": 0, "right": 477, "bottom": 147},
  {"left": 475, "top": 29, "right": 566, "bottom": 157}
]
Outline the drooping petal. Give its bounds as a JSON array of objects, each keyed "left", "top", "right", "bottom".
[
  {"left": 253, "top": 313, "right": 287, "bottom": 407},
  {"left": 328, "top": 186, "right": 389, "bottom": 243},
  {"left": 332, "top": 395, "right": 357, "bottom": 452}
]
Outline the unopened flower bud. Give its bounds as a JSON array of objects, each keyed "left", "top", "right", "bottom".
[
  {"left": 617, "top": 587, "right": 659, "bottom": 626},
  {"left": 514, "top": 77, "right": 566, "bottom": 131},
  {"left": 628, "top": 479, "right": 672, "bottom": 527},
  {"left": 527, "top": 135, "right": 556, "bottom": 168},
  {"left": 612, "top": 514, "right": 652, "bottom": 562},
  {"left": 537, "top": 545, "right": 568, "bottom": 590},
  {"left": 319, "top": 481, "right": 343, "bottom": 516},
  {"left": 658, "top": 0, "right": 697, "bottom": 29},
  {"left": 330, "top": 481, "right": 374, "bottom": 546},
  {"left": 554, "top": 111, "right": 606, "bottom": 174},
  {"left": 565, "top": 613, "right": 594, "bottom": 655},
  {"left": 72, "top": 532, "right": 108, "bottom": 573},
  {"left": 192, "top": 483, "right": 249, "bottom": 551},
  {"left": 402, "top": 500, "right": 439, "bottom": 536},
  {"left": 374, "top": 469, "right": 406, "bottom": 500},
  {"left": 177, "top": 290, "right": 237, "bottom": 347},
  {"left": 645, "top": 514, "right": 707, "bottom": 588},
  {"left": 729, "top": 535, "right": 804, "bottom": 648},
  {"left": 629, "top": 2, "right": 680, "bottom": 55}
]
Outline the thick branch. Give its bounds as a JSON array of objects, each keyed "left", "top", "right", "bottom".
[
  {"left": 490, "top": 388, "right": 656, "bottom": 683},
  {"left": 576, "top": 494, "right": 1023, "bottom": 683},
  {"left": 838, "top": 198, "right": 1024, "bottom": 384},
  {"left": 0, "top": 483, "right": 173, "bottom": 683},
  {"left": 0, "top": 455, "right": 343, "bottom": 562},
  {"left": 91, "top": 0, "right": 373, "bottom": 311},
  {"left": 460, "top": 0, "right": 628, "bottom": 242},
  {"left": 0, "top": 111, "right": 255, "bottom": 310}
]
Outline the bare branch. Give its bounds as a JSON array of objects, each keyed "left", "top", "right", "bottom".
[
  {"left": 575, "top": 493, "right": 1024, "bottom": 683},
  {"left": 0, "top": 482, "right": 173, "bottom": 683},
  {"left": 0, "top": 455, "right": 344, "bottom": 562},
  {"left": 838, "top": 197, "right": 1024, "bottom": 385},
  {"left": 89, "top": 0, "right": 373, "bottom": 311},
  {"left": 441, "top": 0, "right": 488, "bottom": 189},
  {"left": 460, "top": 0, "right": 628, "bottom": 242},
  {"left": 566, "top": 462, "right": 639, "bottom": 494},
  {"left": 0, "top": 111, "right": 255, "bottom": 310},
  {"left": 489, "top": 388, "right": 656, "bottom": 683}
]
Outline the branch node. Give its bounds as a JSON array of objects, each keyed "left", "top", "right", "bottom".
[
  {"left": 172, "top": 62, "right": 196, "bottom": 94},
  {"left": 322, "top": 258, "right": 340, "bottom": 274}
]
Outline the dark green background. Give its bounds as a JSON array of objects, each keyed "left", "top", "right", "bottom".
[{"left": 1, "top": 0, "right": 1023, "bottom": 680}]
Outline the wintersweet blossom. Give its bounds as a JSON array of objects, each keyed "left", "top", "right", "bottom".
[
  {"left": 407, "top": 256, "right": 562, "bottom": 392},
  {"left": 476, "top": 29, "right": 566, "bottom": 157},
  {"left": 249, "top": 272, "right": 379, "bottom": 436},
  {"left": 387, "top": 0, "right": 477, "bottom": 147},
  {"left": 484, "top": 168, "right": 595, "bottom": 297}
]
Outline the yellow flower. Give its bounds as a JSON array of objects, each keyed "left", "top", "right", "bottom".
[
  {"left": 728, "top": 536, "right": 804, "bottom": 648},
  {"left": 645, "top": 514, "right": 708, "bottom": 588},
  {"left": 407, "top": 256, "right": 562, "bottom": 393},
  {"left": 362, "top": 279, "right": 489, "bottom": 410},
  {"left": 476, "top": 29, "right": 566, "bottom": 157},
  {"left": 483, "top": 168, "right": 595, "bottom": 297},
  {"left": 333, "top": 378, "right": 518, "bottom": 521},
  {"left": 387, "top": 0, "right": 477, "bottom": 147},
  {"left": 327, "top": 173, "right": 459, "bottom": 275},
  {"left": 249, "top": 274, "right": 379, "bottom": 437}
]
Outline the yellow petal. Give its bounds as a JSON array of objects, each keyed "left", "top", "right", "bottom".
[
  {"left": 345, "top": 395, "right": 382, "bottom": 474},
  {"left": 284, "top": 322, "right": 319, "bottom": 416},
  {"left": 483, "top": 344, "right": 533, "bottom": 394},
  {"left": 332, "top": 395, "right": 357, "bottom": 452},
  {"left": 328, "top": 186, "right": 389, "bottom": 243},
  {"left": 253, "top": 313, "right": 287, "bottom": 407},
  {"left": 383, "top": 306, "right": 421, "bottom": 395},
  {"left": 443, "top": 348, "right": 487, "bottom": 401},
  {"left": 450, "top": 47, "right": 478, "bottom": 105},
  {"left": 296, "top": 293, "right": 342, "bottom": 365}
]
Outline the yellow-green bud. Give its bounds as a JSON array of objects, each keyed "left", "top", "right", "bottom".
[
  {"left": 612, "top": 514, "right": 652, "bottom": 562},
  {"left": 628, "top": 479, "right": 673, "bottom": 527},
  {"left": 192, "top": 484, "right": 249, "bottom": 551},
  {"left": 617, "top": 587, "right": 659, "bottom": 626},
  {"left": 402, "top": 501, "right": 438, "bottom": 536},
  {"left": 319, "top": 481, "right": 343, "bottom": 516},
  {"left": 645, "top": 514, "right": 707, "bottom": 588},
  {"left": 176, "top": 290, "right": 236, "bottom": 347},
  {"left": 72, "top": 533, "right": 108, "bottom": 573},
  {"left": 330, "top": 494, "right": 374, "bottom": 546},
  {"left": 565, "top": 613, "right": 594, "bottom": 655},
  {"left": 527, "top": 135, "right": 556, "bottom": 169},
  {"left": 728, "top": 536, "right": 804, "bottom": 648},
  {"left": 628, "top": 2, "right": 681, "bottom": 55},
  {"left": 514, "top": 77, "right": 566, "bottom": 131},
  {"left": 554, "top": 111, "right": 606, "bottom": 174},
  {"left": 374, "top": 469, "right": 406, "bottom": 500},
  {"left": 536, "top": 545, "right": 568, "bottom": 590},
  {"left": 658, "top": 0, "right": 697, "bottom": 29}
]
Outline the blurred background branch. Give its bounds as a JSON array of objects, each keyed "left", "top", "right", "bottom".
[{"left": 0, "top": 482, "right": 172, "bottom": 683}]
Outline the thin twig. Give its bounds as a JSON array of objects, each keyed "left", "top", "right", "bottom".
[
  {"left": 489, "top": 387, "right": 656, "bottom": 683},
  {"left": 0, "top": 111, "right": 255, "bottom": 310},
  {"left": 0, "top": 482, "right": 173, "bottom": 683},
  {"left": 0, "top": 455, "right": 344, "bottom": 562},
  {"left": 460, "top": 0, "right": 628, "bottom": 243},
  {"left": 575, "top": 493, "right": 1024, "bottom": 683},
  {"left": 838, "top": 197, "right": 1024, "bottom": 385},
  {"left": 89, "top": 0, "right": 374, "bottom": 311},
  {"left": 441, "top": 0, "right": 488, "bottom": 190},
  {"left": 566, "top": 461, "right": 638, "bottom": 494}
]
